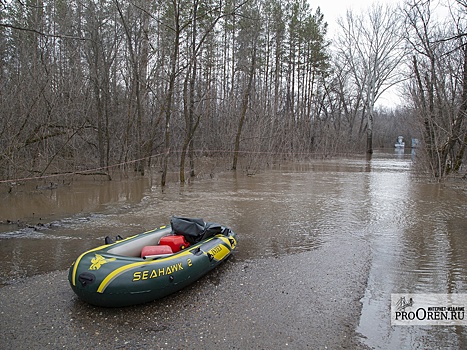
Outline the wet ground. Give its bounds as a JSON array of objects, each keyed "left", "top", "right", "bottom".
[
  {"left": 1, "top": 151, "right": 466, "bottom": 349},
  {"left": 0, "top": 234, "right": 371, "bottom": 349}
]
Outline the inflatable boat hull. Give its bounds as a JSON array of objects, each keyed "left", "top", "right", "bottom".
[{"left": 68, "top": 223, "right": 237, "bottom": 307}]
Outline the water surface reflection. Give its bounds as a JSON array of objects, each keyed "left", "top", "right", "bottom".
[
  {"left": 358, "top": 155, "right": 467, "bottom": 349},
  {"left": 0, "top": 152, "right": 466, "bottom": 348}
]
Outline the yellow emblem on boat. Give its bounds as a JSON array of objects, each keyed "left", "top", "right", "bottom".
[
  {"left": 89, "top": 254, "right": 116, "bottom": 270},
  {"left": 208, "top": 244, "right": 230, "bottom": 261}
]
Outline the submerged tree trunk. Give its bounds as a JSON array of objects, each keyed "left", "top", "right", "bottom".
[
  {"left": 180, "top": 1, "right": 198, "bottom": 183},
  {"left": 446, "top": 43, "right": 467, "bottom": 174},
  {"left": 161, "top": 1, "right": 181, "bottom": 187},
  {"left": 232, "top": 46, "right": 256, "bottom": 170},
  {"left": 366, "top": 112, "right": 374, "bottom": 154}
]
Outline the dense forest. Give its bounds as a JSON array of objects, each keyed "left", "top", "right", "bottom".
[{"left": 0, "top": 0, "right": 466, "bottom": 184}]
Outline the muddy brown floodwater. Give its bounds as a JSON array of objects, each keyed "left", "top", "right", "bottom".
[{"left": 1, "top": 150, "right": 466, "bottom": 349}]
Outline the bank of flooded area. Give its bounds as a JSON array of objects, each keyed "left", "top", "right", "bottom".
[
  {"left": 0, "top": 235, "right": 371, "bottom": 349},
  {"left": 1, "top": 151, "right": 467, "bottom": 349}
]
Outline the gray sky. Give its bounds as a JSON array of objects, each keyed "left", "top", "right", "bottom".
[{"left": 315, "top": 0, "right": 403, "bottom": 37}]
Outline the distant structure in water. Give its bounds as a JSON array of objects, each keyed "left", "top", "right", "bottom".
[
  {"left": 395, "top": 136, "right": 405, "bottom": 148},
  {"left": 411, "top": 138, "right": 420, "bottom": 148}
]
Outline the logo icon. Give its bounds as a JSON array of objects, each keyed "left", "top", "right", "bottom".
[
  {"left": 89, "top": 254, "right": 116, "bottom": 270},
  {"left": 396, "top": 296, "right": 414, "bottom": 311}
]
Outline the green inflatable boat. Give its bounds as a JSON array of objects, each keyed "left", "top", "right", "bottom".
[{"left": 68, "top": 217, "right": 237, "bottom": 307}]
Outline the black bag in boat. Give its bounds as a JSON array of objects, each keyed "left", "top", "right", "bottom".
[{"left": 170, "top": 216, "right": 224, "bottom": 244}]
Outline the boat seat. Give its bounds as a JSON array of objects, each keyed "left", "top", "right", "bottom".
[{"left": 141, "top": 245, "right": 173, "bottom": 259}]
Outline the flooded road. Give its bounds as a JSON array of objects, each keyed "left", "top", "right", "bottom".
[{"left": 1, "top": 151, "right": 466, "bottom": 349}]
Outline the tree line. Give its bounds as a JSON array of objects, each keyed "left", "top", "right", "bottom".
[{"left": 0, "top": 0, "right": 466, "bottom": 184}]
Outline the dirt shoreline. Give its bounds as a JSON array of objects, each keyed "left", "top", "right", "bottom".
[{"left": 0, "top": 236, "right": 371, "bottom": 349}]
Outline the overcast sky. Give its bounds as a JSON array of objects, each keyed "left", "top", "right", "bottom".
[
  {"left": 316, "top": 0, "right": 403, "bottom": 37},
  {"left": 314, "top": 0, "right": 453, "bottom": 107},
  {"left": 317, "top": 0, "right": 452, "bottom": 37},
  {"left": 314, "top": 0, "right": 404, "bottom": 107}
]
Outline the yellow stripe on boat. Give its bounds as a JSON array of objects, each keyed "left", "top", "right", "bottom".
[
  {"left": 97, "top": 249, "right": 195, "bottom": 293},
  {"left": 97, "top": 261, "right": 146, "bottom": 293},
  {"left": 71, "top": 245, "right": 108, "bottom": 286},
  {"left": 219, "top": 235, "right": 237, "bottom": 249}
]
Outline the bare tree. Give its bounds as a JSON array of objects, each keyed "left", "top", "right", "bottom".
[
  {"left": 159, "top": 0, "right": 181, "bottom": 186},
  {"left": 179, "top": 0, "right": 233, "bottom": 182},
  {"left": 404, "top": 0, "right": 467, "bottom": 178},
  {"left": 232, "top": 0, "right": 260, "bottom": 170},
  {"left": 0, "top": 0, "right": 345, "bottom": 184},
  {"left": 115, "top": 0, "right": 150, "bottom": 174},
  {"left": 335, "top": 3, "right": 406, "bottom": 154}
]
